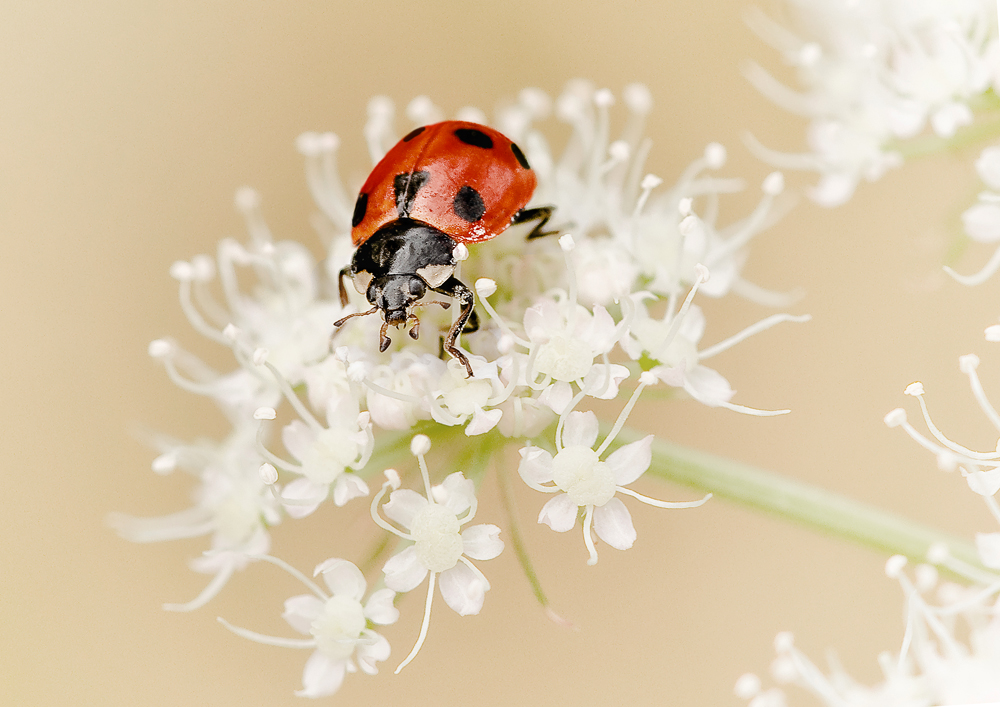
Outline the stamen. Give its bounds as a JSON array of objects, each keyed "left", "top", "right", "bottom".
[
  {"left": 394, "top": 571, "right": 437, "bottom": 673},
  {"left": 248, "top": 554, "right": 329, "bottom": 599},
  {"left": 412, "top": 436, "right": 433, "bottom": 498},
  {"left": 616, "top": 486, "right": 712, "bottom": 509},
  {"left": 257, "top": 357, "right": 324, "bottom": 433},
  {"left": 583, "top": 505, "right": 598, "bottom": 565},
  {"left": 943, "top": 245, "right": 1000, "bottom": 286},
  {"left": 217, "top": 617, "right": 316, "bottom": 649},
  {"left": 369, "top": 474, "right": 413, "bottom": 539},
  {"left": 908, "top": 384, "right": 1000, "bottom": 461},
  {"left": 596, "top": 373, "right": 651, "bottom": 455},
  {"left": 475, "top": 279, "right": 530, "bottom": 348},
  {"left": 163, "top": 563, "right": 235, "bottom": 612},
  {"left": 653, "top": 264, "right": 710, "bottom": 360},
  {"left": 176, "top": 275, "right": 228, "bottom": 346},
  {"left": 961, "top": 354, "right": 1000, "bottom": 432},
  {"left": 698, "top": 314, "right": 811, "bottom": 361}
]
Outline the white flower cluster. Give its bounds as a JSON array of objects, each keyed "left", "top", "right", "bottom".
[
  {"left": 747, "top": 0, "right": 999, "bottom": 206},
  {"left": 113, "top": 82, "right": 805, "bottom": 696},
  {"left": 950, "top": 144, "right": 1000, "bottom": 284},
  {"left": 738, "top": 343, "right": 1000, "bottom": 706}
]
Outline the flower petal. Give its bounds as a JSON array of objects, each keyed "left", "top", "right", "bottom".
[
  {"left": 295, "top": 650, "right": 347, "bottom": 698},
  {"left": 434, "top": 472, "right": 475, "bottom": 516},
  {"left": 593, "top": 497, "right": 636, "bottom": 550},
  {"left": 683, "top": 365, "right": 736, "bottom": 406},
  {"left": 518, "top": 446, "right": 554, "bottom": 485},
  {"left": 280, "top": 478, "right": 326, "bottom": 519},
  {"left": 363, "top": 588, "right": 399, "bottom": 625},
  {"left": 282, "top": 594, "right": 325, "bottom": 635},
  {"left": 332, "top": 473, "right": 369, "bottom": 506},
  {"left": 562, "top": 410, "right": 599, "bottom": 449},
  {"left": 605, "top": 435, "right": 653, "bottom": 485},
  {"left": 382, "top": 546, "right": 428, "bottom": 593},
  {"left": 282, "top": 419, "right": 316, "bottom": 463},
  {"left": 462, "top": 524, "right": 504, "bottom": 560},
  {"left": 315, "top": 558, "right": 367, "bottom": 601},
  {"left": 538, "top": 380, "right": 573, "bottom": 414},
  {"left": 583, "top": 363, "right": 630, "bottom": 400},
  {"left": 538, "top": 493, "right": 578, "bottom": 532},
  {"left": 465, "top": 406, "right": 502, "bottom": 436},
  {"left": 382, "top": 489, "right": 427, "bottom": 529},
  {"left": 438, "top": 562, "right": 488, "bottom": 616},
  {"left": 976, "top": 532, "right": 1000, "bottom": 569},
  {"left": 355, "top": 631, "right": 391, "bottom": 674}
]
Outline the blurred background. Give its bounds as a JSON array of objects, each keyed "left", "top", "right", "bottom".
[{"left": 3, "top": 1, "right": 997, "bottom": 704}]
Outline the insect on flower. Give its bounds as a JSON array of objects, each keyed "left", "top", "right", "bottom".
[{"left": 334, "top": 121, "right": 556, "bottom": 377}]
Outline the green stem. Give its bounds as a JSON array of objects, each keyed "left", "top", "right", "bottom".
[
  {"left": 613, "top": 428, "right": 983, "bottom": 573},
  {"left": 889, "top": 113, "right": 1000, "bottom": 160}
]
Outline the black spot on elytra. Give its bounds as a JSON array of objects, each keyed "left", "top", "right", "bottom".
[
  {"left": 454, "top": 127, "right": 493, "bottom": 149},
  {"left": 402, "top": 126, "right": 425, "bottom": 142},
  {"left": 352, "top": 193, "right": 368, "bottom": 227},
  {"left": 393, "top": 170, "right": 431, "bottom": 217},
  {"left": 453, "top": 185, "right": 486, "bottom": 222},
  {"left": 510, "top": 141, "right": 531, "bottom": 170}
]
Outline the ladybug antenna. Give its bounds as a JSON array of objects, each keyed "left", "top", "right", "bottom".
[{"left": 333, "top": 306, "right": 379, "bottom": 328}]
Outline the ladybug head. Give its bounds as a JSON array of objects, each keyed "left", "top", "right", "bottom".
[{"left": 368, "top": 275, "right": 427, "bottom": 326}]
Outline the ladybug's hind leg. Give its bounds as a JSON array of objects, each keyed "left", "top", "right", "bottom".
[
  {"left": 512, "top": 205, "right": 558, "bottom": 240},
  {"left": 432, "top": 276, "right": 475, "bottom": 377}
]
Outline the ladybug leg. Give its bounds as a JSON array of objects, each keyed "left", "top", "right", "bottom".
[
  {"left": 337, "top": 266, "right": 351, "bottom": 307},
  {"left": 464, "top": 308, "right": 480, "bottom": 334},
  {"left": 379, "top": 320, "right": 392, "bottom": 352},
  {"left": 432, "top": 276, "right": 475, "bottom": 377},
  {"left": 511, "top": 205, "right": 558, "bottom": 240}
]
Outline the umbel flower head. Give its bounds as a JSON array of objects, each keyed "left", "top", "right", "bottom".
[
  {"left": 740, "top": 339, "right": 1000, "bottom": 707},
  {"left": 113, "top": 82, "right": 806, "bottom": 696},
  {"left": 746, "top": 0, "right": 999, "bottom": 206}
]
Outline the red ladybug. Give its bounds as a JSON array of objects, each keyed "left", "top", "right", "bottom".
[{"left": 335, "top": 121, "right": 554, "bottom": 376}]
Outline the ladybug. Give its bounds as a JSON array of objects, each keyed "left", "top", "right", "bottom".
[{"left": 334, "top": 120, "right": 554, "bottom": 376}]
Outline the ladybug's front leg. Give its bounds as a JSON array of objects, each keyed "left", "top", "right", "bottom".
[
  {"left": 432, "top": 276, "right": 475, "bottom": 377},
  {"left": 337, "top": 266, "right": 351, "bottom": 307},
  {"left": 512, "top": 205, "right": 557, "bottom": 240}
]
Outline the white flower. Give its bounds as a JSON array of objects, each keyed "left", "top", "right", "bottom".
[
  {"left": 518, "top": 375, "right": 710, "bottom": 565},
  {"left": 622, "top": 271, "right": 807, "bottom": 416},
  {"left": 370, "top": 436, "right": 503, "bottom": 672},
  {"left": 741, "top": 557, "right": 1000, "bottom": 706},
  {"left": 948, "top": 144, "right": 1000, "bottom": 285},
  {"left": 218, "top": 556, "right": 398, "bottom": 698},
  {"left": 746, "top": 0, "right": 997, "bottom": 206},
  {"left": 108, "top": 423, "right": 281, "bottom": 611}
]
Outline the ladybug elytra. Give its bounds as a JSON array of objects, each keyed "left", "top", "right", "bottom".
[{"left": 335, "top": 121, "right": 554, "bottom": 376}]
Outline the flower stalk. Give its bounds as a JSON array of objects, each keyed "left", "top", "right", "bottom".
[{"left": 615, "top": 428, "right": 982, "bottom": 572}]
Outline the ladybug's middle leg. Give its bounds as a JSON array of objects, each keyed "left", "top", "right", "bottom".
[
  {"left": 512, "top": 205, "right": 557, "bottom": 240},
  {"left": 432, "top": 276, "right": 475, "bottom": 377}
]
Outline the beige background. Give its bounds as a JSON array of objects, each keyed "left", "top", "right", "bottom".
[{"left": 3, "top": 1, "right": 997, "bottom": 705}]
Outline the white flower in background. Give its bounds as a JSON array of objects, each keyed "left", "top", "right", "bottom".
[
  {"left": 948, "top": 145, "right": 1000, "bottom": 285},
  {"left": 219, "top": 556, "right": 398, "bottom": 698},
  {"left": 746, "top": 0, "right": 998, "bottom": 206},
  {"left": 370, "top": 436, "right": 503, "bottom": 672},
  {"left": 738, "top": 556, "right": 1000, "bottom": 706},
  {"left": 108, "top": 422, "right": 281, "bottom": 611},
  {"left": 518, "top": 372, "right": 711, "bottom": 564},
  {"left": 742, "top": 343, "right": 1000, "bottom": 706}
]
